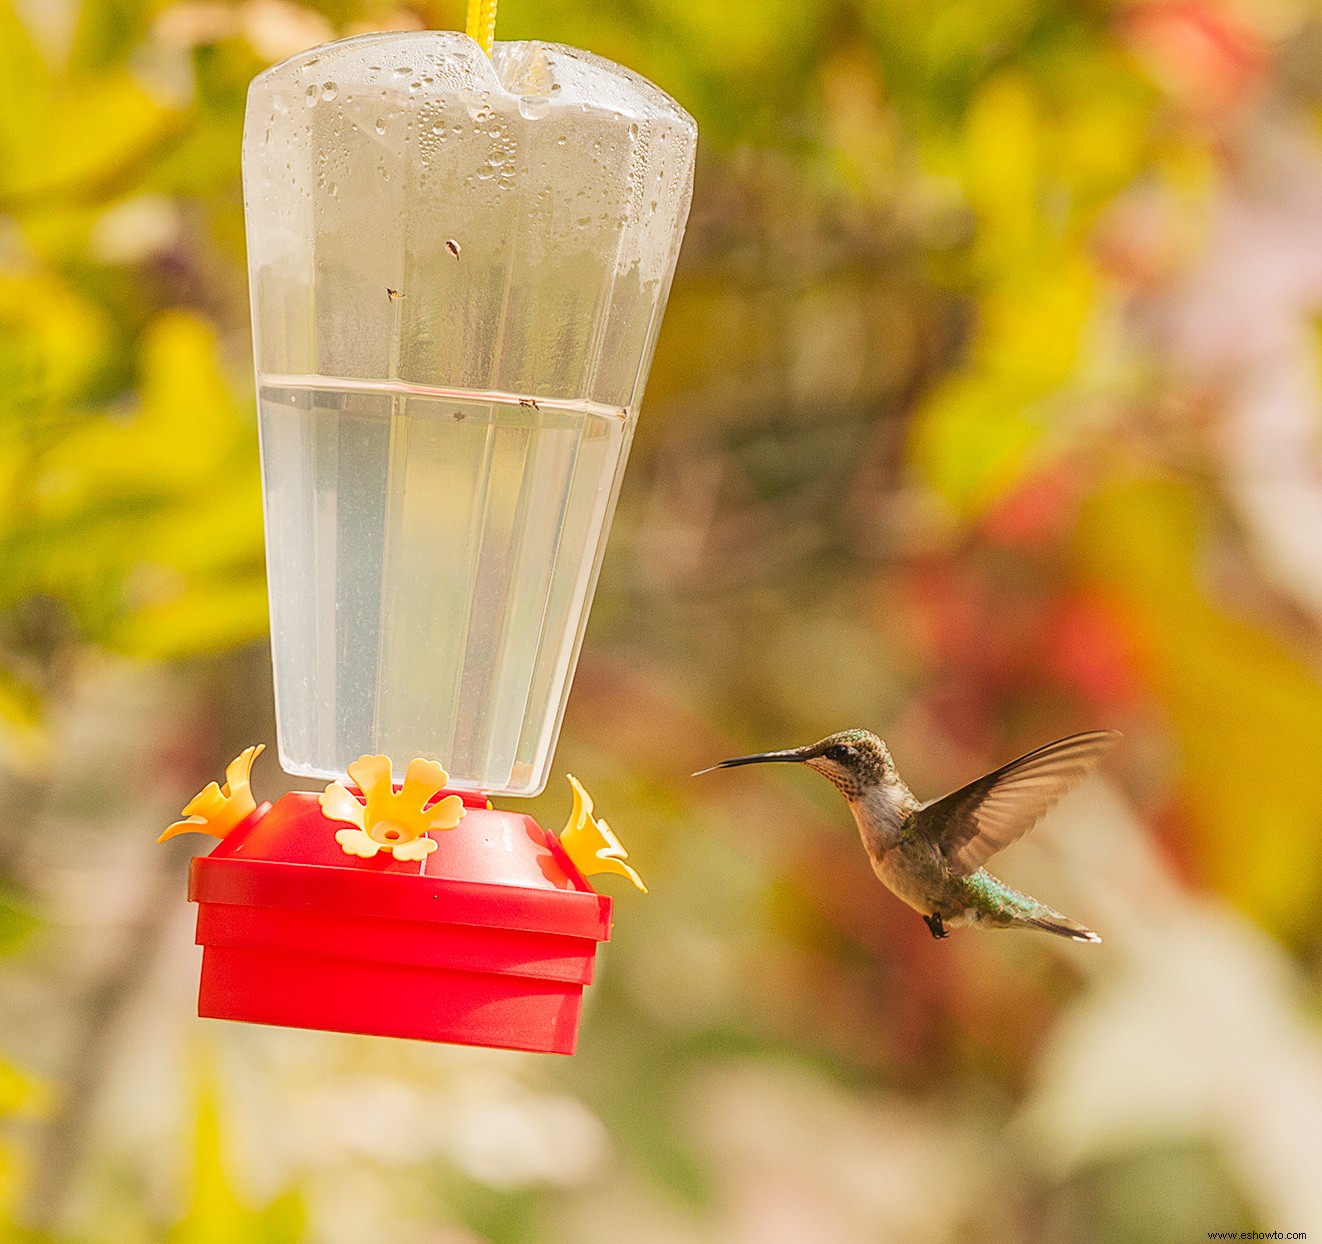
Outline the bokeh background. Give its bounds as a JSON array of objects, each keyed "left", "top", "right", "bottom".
[{"left": 3, "top": 0, "right": 1322, "bottom": 1240}]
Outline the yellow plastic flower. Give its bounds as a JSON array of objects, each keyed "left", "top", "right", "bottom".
[
  {"left": 320, "top": 755, "right": 466, "bottom": 861},
  {"left": 158, "top": 745, "right": 265, "bottom": 842},
  {"left": 558, "top": 775, "right": 647, "bottom": 892}
]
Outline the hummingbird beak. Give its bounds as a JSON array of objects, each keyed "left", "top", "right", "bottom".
[{"left": 692, "top": 748, "right": 810, "bottom": 776}]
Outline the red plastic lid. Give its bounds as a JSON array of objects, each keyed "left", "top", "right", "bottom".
[{"left": 190, "top": 792, "right": 611, "bottom": 941}]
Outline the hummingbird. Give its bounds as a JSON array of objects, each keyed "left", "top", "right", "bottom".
[{"left": 697, "top": 729, "right": 1118, "bottom": 942}]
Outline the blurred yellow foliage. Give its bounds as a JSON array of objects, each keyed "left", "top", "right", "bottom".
[
  {"left": 1080, "top": 479, "right": 1322, "bottom": 942},
  {"left": 964, "top": 73, "right": 1042, "bottom": 267},
  {"left": 911, "top": 250, "right": 1097, "bottom": 511},
  {"left": 0, "top": 274, "right": 112, "bottom": 403},
  {"left": 0, "top": 0, "right": 180, "bottom": 212},
  {"left": 0, "top": 1, "right": 1319, "bottom": 1241},
  {"left": 171, "top": 1048, "right": 304, "bottom": 1244},
  {"left": 7, "top": 310, "right": 266, "bottom": 664}
]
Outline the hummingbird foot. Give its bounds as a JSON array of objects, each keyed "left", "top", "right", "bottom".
[{"left": 922, "top": 913, "right": 948, "bottom": 940}]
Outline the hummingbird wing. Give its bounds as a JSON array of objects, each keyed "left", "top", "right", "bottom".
[{"left": 922, "top": 731, "right": 1119, "bottom": 876}]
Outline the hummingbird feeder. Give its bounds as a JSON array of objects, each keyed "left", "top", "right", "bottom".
[{"left": 161, "top": 20, "right": 695, "bottom": 1054}]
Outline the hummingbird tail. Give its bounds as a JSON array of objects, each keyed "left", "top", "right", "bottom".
[{"left": 1017, "top": 910, "right": 1101, "bottom": 944}]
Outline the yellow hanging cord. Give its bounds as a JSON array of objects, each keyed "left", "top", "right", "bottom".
[{"left": 466, "top": 0, "right": 498, "bottom": 55}]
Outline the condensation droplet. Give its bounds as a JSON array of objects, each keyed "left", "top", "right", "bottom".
[
  {"left": 320, "top": 82, "right": 338, "bottom": 101},
  {"left": 376, "top": 117, "right": 388, "bottom": 135}
]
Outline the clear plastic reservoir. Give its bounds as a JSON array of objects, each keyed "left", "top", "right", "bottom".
[{"left": 243, "top": 32, "right": 696, "bottom": 795}]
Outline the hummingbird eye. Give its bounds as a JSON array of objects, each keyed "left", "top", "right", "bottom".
[{"left": 824, "top": 744, "right": 852, "bottom": 762}]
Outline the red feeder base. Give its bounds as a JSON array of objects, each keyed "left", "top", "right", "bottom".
[{"left": 186, "top": 791, "right": 612, "bottom": 1055}]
